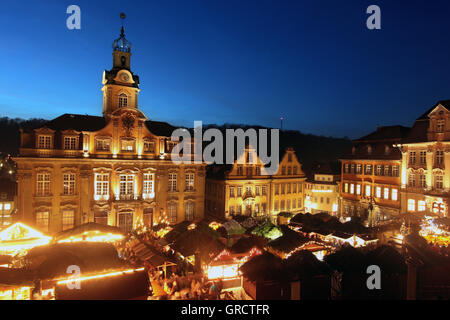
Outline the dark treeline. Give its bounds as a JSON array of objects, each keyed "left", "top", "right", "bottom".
[{"left": 0, "top": 117, "right": 47, "bottom": 155}]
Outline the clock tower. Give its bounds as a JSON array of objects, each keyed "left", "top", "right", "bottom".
[{"left": 102, "top": 22, "right": 140, "bottom": 118}]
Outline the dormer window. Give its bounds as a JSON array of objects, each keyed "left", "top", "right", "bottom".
[
  {"left": 96, "top": 137, "right": 111, "bottom": 151},
  {"left": 384, "top": 145, "right": 390, "bottom": 155},
  {"left": 143, "top": 140, "right": 155, "bottom": 153},
  {"left": 121, "top": 138, "right": 135, "bottom": 152},
  {"left": 38, "top": 135, "right": 52, "bottom": 149},
  {"left": 118, "top": 93, "right": 128, "bottom": 108},
  {"left": 64, "top": 136, "right": 78, "bottom": 150},
  {"left": 367, "top": 145, "right": 372, "bottom": 155},
  {"left": 437, "top": 119, "right": 445, "bottom": 133}
]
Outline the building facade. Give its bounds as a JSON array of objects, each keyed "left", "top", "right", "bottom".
[
  {"left": 304, "top": 163, "right": 340, "bottom": 215},
  {"left": 396, "top": 101, "right": 450, "bottom": 217},
  {"left": 206, "top": 147, "right": 306, "bottom": 220},
  {"left": 340, "top": 126, "right": 410, "bottom": 224},
  {"left": 14, "top": 27, "right": 206, "bottom": 234}
]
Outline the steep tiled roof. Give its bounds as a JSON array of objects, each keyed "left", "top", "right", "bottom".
[
  {"left": 341, "top": 125, "right": 409, "bottom": 160},
  {"left": 45, "top": 114, "right": 107, "bottom": 132},
  {"left": 144, "top": 120, "right": 180, "bottom": 137},
  {"left": 354, "top": 125, "right": 410, "bottom": 143}
]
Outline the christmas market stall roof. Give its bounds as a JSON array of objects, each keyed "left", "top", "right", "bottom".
[
  {"left": 283, "top": 250, "right": 332, "bottom": 281},
  {"left": 251, "top": 220, "right": 282, "bottom": 240},
  {"left": 18, "top": 242, "right": 127, "bottom": 280},
  {"left": 0, "top": 223, "right": 51, "bottom": 256},
  {"left": 53, "top": 223, "right": 125, "bottom": 243},
  {"left": 171, "top": 228, "right": 225, "bottom": 263},
  {"left": 240, "top": 251, "right": 286, "bottom": 282},
  {"left": 230, "top": 236, "right": 266, "bottom": 254},
  {"left": 266, "top": 225, "right": 311, "bottom": 257},
  {"left": 221, "top": 219, "right": 246, "bottom": 236}
]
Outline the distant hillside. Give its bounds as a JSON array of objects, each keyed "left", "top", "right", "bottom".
[
  {"left": 0, "top": 118, "right": 351, "bottom": 175},
  {"left": 203, "top": 123, "right": 351, "bottom": 175}
]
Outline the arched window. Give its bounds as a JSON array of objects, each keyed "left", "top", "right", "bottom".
[{"left": 118, "top": 93, "right": 128, "bottom": 107}]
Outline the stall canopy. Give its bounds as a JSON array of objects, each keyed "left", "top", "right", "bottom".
[
  {"left": 0, "top": 223, "right": 51, "bottom": 256},
  {"left": 54, "top": 223, "right": 124, "bottom": 244}
]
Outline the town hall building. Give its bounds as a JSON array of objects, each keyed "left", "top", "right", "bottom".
[{"left": 14, "top": 26, "right": 206, "bottom": 234}]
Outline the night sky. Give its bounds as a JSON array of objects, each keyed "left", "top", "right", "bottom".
[{"left": 2, "top": 0, "right": 450, "bottom": 139}]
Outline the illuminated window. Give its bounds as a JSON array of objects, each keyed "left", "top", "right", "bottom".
[
  {"left": 143, "top": 173, "right": 154, "bottom": 196},
  {"left": 36, "top": 211, "right": 49, "bottom": 232},
  {"left": 143, "top": 140, "right": 155, "bottom": 153},
  {"left": 365, "top": 185, "right": 371, "bottom": 197},
  {"left": 376, "top": 187, "right": 381, "bottom": 198},
  {"left": 255, "top": 186, "right": 260, "bottom": 196},
  {"left": 365, "top": 165, "right": 372, "bottom": 175},
  {"left": 392, "top": 189, "right": 398, "bottom": 201},
  {"left": 350, "top": 184, "right": 354, "bottom": 194},
  {"left": 120, "top": 175, "right": 134, "bottom": 197},
  {"left": 185, "top": 173, "right": 194, "bottom": 191},
  {"left": 4, "top": 203, "right": 10, "bottom": 210},
  {"left": 121, "top": 139, "right": 135, "bottom": 152},
  {"left": 168, "top": 203, "right": 177, "bottom": 224},
  {"left": 118, "top": 93, "right": 128, "bottom": 107},
  {"left": 38, "top": 135, "right": 52, "bottom": 149},
  {"left": 376, "top": 165, "right": 382, "bottom": 176},
  {"left": 418, "top": 200, "right": 426, "bottom": 212},
  {"left": 62, "top": 210, "right": 74, "bottom": 231},
  {"left": 384, "top": 187, "right": 389, "bottom": 200},
  {"left": 356, "top": 164, "right": 362, "bottom": 174},
  {"left": 356, "top": 184, "right": 361, "bottom": 195},
  {"left": 384, "top": 166, "right": 390, "bottom": 176},
  {"left": 435, "top": 175, "right": 444, "bottom": 190},
  {"left": 63, "top": 173, "right": 76, "bottom": 195},
  {"left": 96, "top": 138, "right": 111, "bottom": 151},
  {"left": 437, "top": 119, "right": 445, "bottom": 133},
  {"left": 409, "top": 152, "right": 416, "bottom": 165},
  {"left": 36, "top": 173, "right": 51, "bottom": 196},
  {"left": 408, "top": 199, "right": 415, "bottom": 212},
  {"left": 392, "top": 166, "right": 399, "bottom": 177},
  {"left": 168, "top": 173, "right": 177, "bottom": 192},
  {"left": 408, "top": 173, "right": 416, "bottom": 187},
  {"left": 344, "top": 183, "right": 348, "bottom": 193},
  {"left": 95, "top": 173, "right": 109, "bottom": 198},
  {"left": 185, "top": 202, "right": 194, "bottom": 221},
  {"left": 64, "top": 136, "right": 77, "bottom": 150},
  {"left": 436, "top": 150, "right": 444, "bottom": 166},
  {"left": 344, "top": 164, "right": 349, "bottom": 174}
]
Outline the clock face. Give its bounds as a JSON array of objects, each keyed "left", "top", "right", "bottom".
[{"left": 120, "top": 73, "right": 130, "bottom": 82}]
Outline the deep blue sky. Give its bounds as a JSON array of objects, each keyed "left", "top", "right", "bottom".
[{"left": 2, "top": 0, "right": 450, "bottom": 139}]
